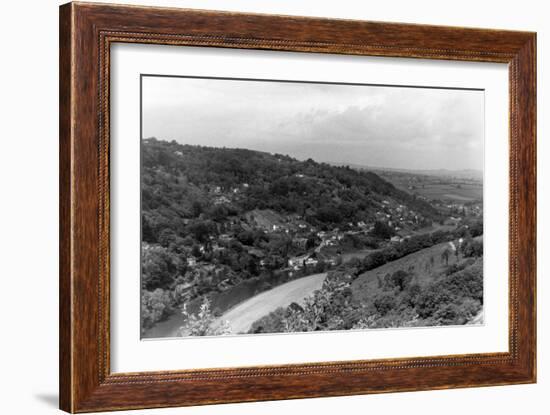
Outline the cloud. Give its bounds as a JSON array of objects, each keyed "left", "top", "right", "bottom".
[{"left": 142, "top": 76, "right": 484, "bottom": 171}]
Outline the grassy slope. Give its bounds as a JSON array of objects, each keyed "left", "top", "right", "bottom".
[{"left": 351, "top": 241, "right": 463, "bottom": 302}]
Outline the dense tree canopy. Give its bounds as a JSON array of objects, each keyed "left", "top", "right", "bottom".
[{"left": 141, "top": 138, "right": 441, "bottom": 244}]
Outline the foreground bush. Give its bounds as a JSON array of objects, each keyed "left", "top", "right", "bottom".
[{"left": 178, "top": 298, "right": 231, "bottom": 336}]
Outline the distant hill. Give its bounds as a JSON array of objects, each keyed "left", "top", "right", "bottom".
[
  {"left": 141, "top": 138, "right": 441, "bottom": 244},
  {"left": 331, "top": 162, "right": 483, "bottom": 181}
]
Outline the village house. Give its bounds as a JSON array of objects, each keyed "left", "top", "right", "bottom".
[
  {"left": 212, "top": 243, "right": 225, "bottom": 253},
  {"left": 292, "top": 237, "right": 308, "bottom": 249},
  {"left": 325, "top": 239, "right": 337, "bottom": 247},
  {"left": 213, "top": 195, "right": 231, "bottom": 205},
  {"left": 288, "top": 254, "right": 310, "bottom": 270},
  {"left": 445, "top": 216, "right": 462, "bottom": 226},
  {"left": 219, "top": 234, "right": 233, "bottom": 243},
  {"left": 326, "top": 257, "right": 339, "bottom": 266},
  {"left": 305, "top": 257, "right": 318, "bottom": 266}
]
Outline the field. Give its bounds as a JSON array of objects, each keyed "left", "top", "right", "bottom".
[
  {"left": 375, "top": 170, "right": 483, "bottom": 202},
  {"left": 411, "top": 184, "right": 482, "bottom": 201}
]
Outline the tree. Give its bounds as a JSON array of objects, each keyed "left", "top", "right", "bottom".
[
  {"left": 191, "top": 201, "right": 203, "bottom": 217},
  {"left": 187, "top": 220, "right": 216, "bottom": 243},
  {"left": 157, "top": 228, "right": 178, "bottom": 248},
  {"left": 315, "top": 206, "right": 343, "bottom": 224},
  {"left": 208, "top": 204, "right": 229, "bottom": 222},
  {"left": 441, "top": 248, "right": 451, "bottom": 266},
  {"left": 468, "top": 220, "right": 483, "bottom": 237},
  {"left": 141, "top": 244, "right": 183, "bottom": 290},
  {"left": 462, "top": 239, "right": 483, "bottom": 258},
  {"left": 237, "top": 230, "right": 255, "bottom": 246},
  {"left": 371, "top": 220, "right": 395, "bottom": 239},
  {"left": 389, "top": 270, "right": 413, "bottom": 291},
  {"left": 191, "top": 244, "right": 202, "bottom": 258},
  {"left": 141, "top": 215, "right": 156, "bottom": 243},
  {"left": 141, "top": 288, "right": 173, "bottom": 329}
]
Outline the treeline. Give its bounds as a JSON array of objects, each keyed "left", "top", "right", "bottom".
[{"left": 336, "top": 222, "right": 482, "bottom": 280}]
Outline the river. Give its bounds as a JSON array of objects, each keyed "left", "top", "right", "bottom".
[{"left": 142, "top": 272, "right": 327, "bottom": 338}]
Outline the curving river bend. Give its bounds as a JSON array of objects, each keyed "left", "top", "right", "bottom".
[{"left": 143, "top": 272, "right": 327, "bottom": 338}]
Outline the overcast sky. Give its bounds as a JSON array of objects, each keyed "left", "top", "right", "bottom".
[{"left": 142, "top": 76, "right": 484, "bottom": 171}]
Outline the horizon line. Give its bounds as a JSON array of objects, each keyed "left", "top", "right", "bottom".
[{"left": 142, "top": 137, "right": 483, "bottom": 174}]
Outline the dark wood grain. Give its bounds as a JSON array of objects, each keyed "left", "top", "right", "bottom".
[
  {"left": 59, "top": 3, "right": 73, "bottom": 411},
  {"left": 59, "top": 2, "right": 536, "bottom": 412}
]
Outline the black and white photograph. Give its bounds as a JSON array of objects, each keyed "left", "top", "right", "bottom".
[
  {"left": 3, "top": 0, "right": 544, "bottom": 413},
  {"left": 140, "top": 76, "right": 484, "bottom": 339}
]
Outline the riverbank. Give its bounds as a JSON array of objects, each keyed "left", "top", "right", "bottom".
[{"left": 142, "top": 272, "right": 327, "bottom": 338}]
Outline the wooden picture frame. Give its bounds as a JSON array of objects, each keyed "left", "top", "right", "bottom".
[{"left": 59, "top": 2, "right": 536, "bottom": 412}]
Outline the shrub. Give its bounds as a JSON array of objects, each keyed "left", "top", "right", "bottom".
[
  {"left": 431, "top": 298, "right": 481, "bottom": 325},
  {"left": 374, "top": 294, "right": 397, "bottom": 315},
  {"left": 462, "top": 239, "right": 483, "bottom": 258},
  {"left": 249, "top": 308, "right": 287, "bottom": 334},
  {"left": 141, "top": 288, "right": 174, "bottom": 330},
  {"left": 179, "top": 298, "right": 232, "bottom": 336},
  {"left": 358, "top": 307, "right": 420, "bottom": 329},
  {"left": 415, "top": 287, "right": 453, "bottom": 319}
]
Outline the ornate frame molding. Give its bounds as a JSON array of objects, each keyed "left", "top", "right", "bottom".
[{"left": 60, "top": 2, "right": 536, "bottom": 412}]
